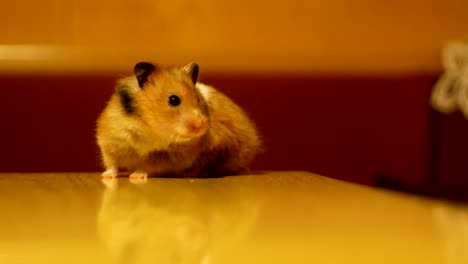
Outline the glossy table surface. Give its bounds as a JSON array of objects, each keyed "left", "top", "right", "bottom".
[{"left": 0, "top": 171, "right": 467, "bottom": 264}]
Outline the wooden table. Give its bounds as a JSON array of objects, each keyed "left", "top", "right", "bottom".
[{"left": 0, "top": 172, "right": 466, "bottom": 264}]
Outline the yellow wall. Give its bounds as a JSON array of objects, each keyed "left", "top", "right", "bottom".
[{"left": 0, "top": 0, "right": 467, "bottom": 74}]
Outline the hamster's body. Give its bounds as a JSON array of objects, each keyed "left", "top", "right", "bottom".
[{"left": 96, "top": 62, "right": 261, "bottom": 179}]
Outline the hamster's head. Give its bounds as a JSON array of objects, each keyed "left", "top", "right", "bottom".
[{"left": 118, "top": 62, "right": 209, "bottom": 145}]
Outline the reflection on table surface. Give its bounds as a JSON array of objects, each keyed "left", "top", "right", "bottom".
[{"left": 0, "top": 171, "right": 467, "bottom": 264}]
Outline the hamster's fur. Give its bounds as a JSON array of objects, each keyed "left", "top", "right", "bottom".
[{"left": 96, "top": 62, "right": 261, "bottom": 179}]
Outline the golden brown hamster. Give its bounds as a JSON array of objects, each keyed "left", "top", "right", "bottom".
[{"left": 96, "top": 62, "right": 261, "bottom": 179}]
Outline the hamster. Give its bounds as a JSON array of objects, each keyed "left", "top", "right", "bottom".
[{"left": 96, "top": 62, "right": 262, "bottom": 179}]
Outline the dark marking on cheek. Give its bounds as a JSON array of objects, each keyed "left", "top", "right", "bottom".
[{"left": 118, "top": 88, "right": 136, "bottom": 114}]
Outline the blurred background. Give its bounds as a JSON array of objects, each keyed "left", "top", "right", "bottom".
[{"left": 0, "top": 0, "right": 467, "bottom": 199}]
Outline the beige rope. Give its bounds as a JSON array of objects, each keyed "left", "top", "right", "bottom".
[{"left": 431, "top": 38, "right": 468, "bottom": 119}]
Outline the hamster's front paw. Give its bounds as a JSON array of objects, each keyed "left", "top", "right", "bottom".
[
  {"left": 129, "top": 177, "right": 148, "bottom": 185},
  {"left": 129, "top": 170, "right": 148, "bottom": 184},
  {"left": 102, "top": 168, "right": 118, "bottom": 178},
  {"left": 129, "top": 170, "right": 148, "bottom": 179}
]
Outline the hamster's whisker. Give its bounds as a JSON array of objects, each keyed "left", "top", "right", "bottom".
[{"left": 168, "top": 133, "right": 176, "bottom": 147}]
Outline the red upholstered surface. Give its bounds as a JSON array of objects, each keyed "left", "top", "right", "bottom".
[
  {"left": 0, "top": 73, "right": 437, "bottom": 186},
  {"left": 430, "top": 111, "right": 468, "bottom": 194}
]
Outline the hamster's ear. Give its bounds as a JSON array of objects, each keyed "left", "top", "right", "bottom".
[
  {"left": 181, "top": 62, "right": 199, "bottom": 84},
  {"left": 134, "top": 62, "right": 156, "bottom": 88}
]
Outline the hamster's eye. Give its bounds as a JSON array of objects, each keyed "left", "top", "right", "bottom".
[{"left": 168, "top": 95, "right": 181, "bottom": 107}]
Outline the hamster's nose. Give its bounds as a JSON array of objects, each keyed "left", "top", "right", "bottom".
[{"left": 187, "top": 118, "right": 205, "bottom": 133}]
